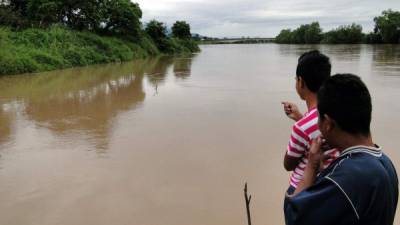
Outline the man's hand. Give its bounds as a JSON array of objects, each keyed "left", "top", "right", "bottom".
[
  {"left": 307, "top": 136, "right": 324, "bottom": 171},
  {"left": 281, "top": 102, "right": 302, "bottom": 121}
]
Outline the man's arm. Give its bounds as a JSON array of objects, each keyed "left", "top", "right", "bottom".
[
  {"left": 285, "top": 178, "right": 358, "bottom": 225},
  {"left": 284, "top": 125, "right": 309, "bottom": 171},
  {"left": 282, "top": 102, "right": 303, "bottom": 121},
  {"left": 284, "top": 154, "right": 302, "bottom": 171},
  {"left": 293, "top": 137, "right": 322, "bottom": 194}
]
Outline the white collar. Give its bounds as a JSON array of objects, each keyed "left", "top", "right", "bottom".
[{"left": 340, "top": 145, "right": 382, "bottom": 157}]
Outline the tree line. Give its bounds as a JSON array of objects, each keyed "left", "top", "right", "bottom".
[
  {"left": 0, "top": 0, "right": 198, "bottom": 53},
  {"left": 276, "top": 9, "right": 400, "bottom": 44}
]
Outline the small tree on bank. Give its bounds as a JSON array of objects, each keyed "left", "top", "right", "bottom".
[
  {"left": 172, "top": 20, "right": 191, "bottom": 39},
  {"left": 145, "top": 19, "right": 173, "bottom": 52},
  {"left": 145, "top": 19, "right": 167, "bottom": 41}
]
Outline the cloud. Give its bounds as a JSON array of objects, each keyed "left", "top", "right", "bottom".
[{"left": 134, "top": 0, "right": 400, "bottom": 37}]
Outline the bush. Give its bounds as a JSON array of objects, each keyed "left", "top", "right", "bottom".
[
  {"left": 363, "top": 32, "right": 382, "bottom": 44},
  {"left": 0, "top": 24, "right": 199, "bottom": 75},
  {"left": 175, "top": 38, "right": 200, "bottom": 52},
  {"left": 322, "top": 23, "right": 364, "bottom": 44},
  {"left": 0, "top": 26, "right": 151, "bottom": 75},
  {"left": 0, "top": 52, "right": 40, "bottom": 74},
  {"left": 275, "top": 22, "right": 322, "bottom": 44},
  {"left": 276, "top": 29, "right": 293, "bottom": 44}
]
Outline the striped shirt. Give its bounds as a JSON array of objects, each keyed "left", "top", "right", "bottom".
[{"left": 286, "top": 108, "right": 340, "bottom": 188}]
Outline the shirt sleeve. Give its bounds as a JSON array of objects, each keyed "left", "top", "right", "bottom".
[
  {"left": 286, "top": 124, "right": 309, "bottom": 158},
  {"left": 284, "top": 177, "right": 358, "bottom": 225}
]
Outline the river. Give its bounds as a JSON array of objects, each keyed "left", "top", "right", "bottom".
[{"left": 0, "top": 44, "right": 399, "bottom": 225}]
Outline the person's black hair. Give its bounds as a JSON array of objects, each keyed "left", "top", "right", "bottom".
[
  {"left": 296, "top": 50, "right": 331, "bottom": 93},
  {"left": 317, "top": 74, "right": 372, "bottom": 136}
]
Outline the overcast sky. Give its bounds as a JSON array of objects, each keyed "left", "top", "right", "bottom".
[{"left": 134, "top": 0, "right": 400, "bottom": 38}]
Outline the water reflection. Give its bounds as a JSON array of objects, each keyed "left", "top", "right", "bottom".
[
  {"left": 0, "top": 106, "right": 14, "bottom": 147},
  {"left": 277, "top": 44, "right": 321, "bottom": 57},
  {"left": 173, "top": 57, "right": 193, "bottom": 79},
  {"left": 0, "top": 55, "right": 196, "bottom": 153},
  {"left": 372, "top": 45, "right": 400, "bottom": 76},
  {"left": 146, "top": 57, "right": 175, "bottom": 88},
  {"left": 322, "top": 45, "right": 362, "bottom": 62},
  {"left": 277, "top": 44, "right": 362, "bottom": 62}
]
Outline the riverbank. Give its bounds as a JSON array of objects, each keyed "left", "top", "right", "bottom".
[{"left": 0, "top": 25, "right": 200, "bottom": 76}]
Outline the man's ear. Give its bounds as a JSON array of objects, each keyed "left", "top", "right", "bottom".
[
  {"left": 324, "top": 114, "right": 335, "bottom": 132},
  {"left": 299, "top": 76, "right": 305, "bottom": 88}
]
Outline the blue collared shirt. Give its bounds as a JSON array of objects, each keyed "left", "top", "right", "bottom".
[{"left": 285, "top": 145, "right": 398, "bottom": 225}]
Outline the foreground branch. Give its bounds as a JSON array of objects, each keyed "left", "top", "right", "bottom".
[{"left": 244, "top": 182, "right": 252, "bottom": 225}]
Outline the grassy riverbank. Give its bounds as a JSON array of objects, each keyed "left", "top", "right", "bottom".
[{"left": 0, "top": 25, "right": 199, "bottom": 75}]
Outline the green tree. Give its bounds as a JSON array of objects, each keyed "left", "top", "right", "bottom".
[
  {"left": 8, "top": 0, "right": 28, "bottom": 16},
  {"left": 3, "top": 0, "right": 143, "bottom": 38},
  {"left": 26, "top": 0, "right": 62, "bottom": 27},
  {"left": 322, "top": 23, "right": 363, "bottom": 44},
  {"left": 304, "top": 22, "right": 322, "bottom": 44},
  {"left": 275, "top": 29, "right": 292, "bottom": 43},
  {"left": 373, "top": 9, "right": 400, "bottom": 43},
  {"left": 145, "top": 19, "right": 167, "bottom": 41},
  {"left": 275, "top": 22, "right": 322, "bottom": 44},
  {"left": 364, "top": 32, "right": 382, "bottom": 44},
  {"left": 291, "top": 24, "right": 307, "bottom": 43},
  {"left": 0, "top": 4, "right": 29, "bottom": 29},
  {"left": 172, "top": 21, "right": 191, "bottom": 39},
  {"left": 61, "top": 0, "right": 101, "bottom": 31},
  {"left": 99, "top": 0, "right": 142, "bottom": 38},
  {"left": 145, "top": 19, "right": 175, "bottom": 52}
]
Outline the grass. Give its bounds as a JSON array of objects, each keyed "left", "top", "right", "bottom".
[{"left": 0, "top": 25, "right": 199, "bottom": 76}]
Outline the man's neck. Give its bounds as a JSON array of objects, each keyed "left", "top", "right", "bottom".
[
  {"left": 304, "top": 93, "right": 317, "bottom": 111},
  {"left": 336, "top": 133, "right": 375, "bottom": 151}
]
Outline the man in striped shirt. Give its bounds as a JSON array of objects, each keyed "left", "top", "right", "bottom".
[{"left": 282, "top": 50, "right": 339, "bottom": 196}]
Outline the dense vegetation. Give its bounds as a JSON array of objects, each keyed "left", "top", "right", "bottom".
[
  {"left": 0, "top": 0, "right": 199, "bottom": 75},
  {"left": 276, "top": 9, "right": 400, "bottom": 44}
]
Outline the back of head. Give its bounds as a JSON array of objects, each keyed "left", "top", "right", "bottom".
[
  {"left": 317, "top": 74, "right": 372, "bottom": 136},
  {"left": 296, "top": 50, "right": 331, "bottom": 93}
]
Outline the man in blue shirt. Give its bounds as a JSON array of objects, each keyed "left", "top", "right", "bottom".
[{"left": 284, "top": 74, "right": 398, "bottom": 225}]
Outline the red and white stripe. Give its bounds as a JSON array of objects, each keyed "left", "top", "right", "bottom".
[{"left": 286, "top": 108, "right": 340, "bottom": 188}]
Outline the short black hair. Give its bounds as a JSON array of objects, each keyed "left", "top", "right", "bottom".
[
  {"left": 296, "top": 50, "right": 331, "bottom": 93},
  {"left": 317, "top": 74, "right": 372, "bottom": 136}
]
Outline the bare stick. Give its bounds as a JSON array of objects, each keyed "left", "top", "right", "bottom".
[{"left": 244, "top": 182, "right": 252, "bottom": 225}]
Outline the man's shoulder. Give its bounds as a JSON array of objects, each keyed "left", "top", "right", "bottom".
[
  {"left": 321, "top": 148, "right": 398, "bottom": 221},
  {"left": 327, "top": 148, "right": 395, "bottom": 177},
  {"left": 324, "top": 150, "right": 384, "bottom": 181},
  {"left": 294, "top": 108, "right": 319, "bottom": 136}
]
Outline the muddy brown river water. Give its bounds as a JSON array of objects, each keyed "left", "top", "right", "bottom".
[{"left": 0, "top": 44, "right": 399, "bottom": 225}]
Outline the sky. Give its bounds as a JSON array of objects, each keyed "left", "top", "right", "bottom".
[{"left": 134, "top": 0, "right": 400, "bottom": 38}]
